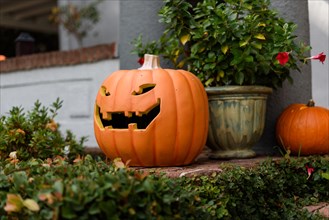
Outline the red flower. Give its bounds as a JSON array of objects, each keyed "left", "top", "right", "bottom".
[
  {"left": 308, "top": 52, "right": 326, "bottom": 64},
  {"left": 305, "top": 164, "right": 314, "bottom": 180},
  {"left": 138, "top": 57, "right": 144, "bottom": 65},
  {"left": 276, "top": 52, "right": 290, "bottom": 66}
]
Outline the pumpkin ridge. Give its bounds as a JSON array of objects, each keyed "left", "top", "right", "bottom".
[
  {"left": 112, "top": 131, "right": 123, "bottom": 161},
  {"left": 177, "top": 70, "right": 200, "bottom": 164},
  {"left": 150, "top": 68, "right": 157, "bottom": 166},
  {"left": 313, "top": 108, "right": 329, "bottom": 151},
  {"left": 110, "top": 72, "right": 131, "bottom": 161},
  {"left": 181, "top": 70, "right": 208, "bottom": 158},
  {"left": 112, "top": 70, "right": 129, "bottom": 112},
  {"left": 287, "top": 105, "right": 300, "bottom": 151},
  {"left": 161, "top": 69, "right": 179, "bottom": 165},
  {"left": 129, "top": 126, "right": 144, "bottom": 166}
]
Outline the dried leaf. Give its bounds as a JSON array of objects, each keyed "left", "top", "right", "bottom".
[
  {"left": 113, "top": 158, "right": 125, "bottom": 169},
  {"left": 9, "top": 151, "right": 17, "bottom": 159},
  {"left": 4, "top": 194, "right": 23, "bottom": 213},
  {"left": 23, "top": 199, "right": 40, "bottom": 212}
]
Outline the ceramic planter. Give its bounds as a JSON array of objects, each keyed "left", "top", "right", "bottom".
[{"left": 206, "top": 86, "right": 272, "bottom": 159}]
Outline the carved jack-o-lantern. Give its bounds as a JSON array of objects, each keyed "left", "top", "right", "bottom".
[{"left": 94, "top": 54, "right": 208, "bottom": 166}]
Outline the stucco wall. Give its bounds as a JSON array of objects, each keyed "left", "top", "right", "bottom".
[
  {"left": 120, "top": 0, "right": 165, "bottom": 70},
  {"left": 0, "top": 59, "right": 119, "bottom": 147}
]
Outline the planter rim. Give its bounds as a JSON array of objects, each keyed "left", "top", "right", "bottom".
[{"left": 205, "top": 85, "right": 273, "bottom": 95}]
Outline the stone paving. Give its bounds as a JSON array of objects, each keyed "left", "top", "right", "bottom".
[
  {"left": 132, "top": 148, "right": 278, "bottom": 177},
  {"left": 305, "top": 202, "right": 329, "bottom": 218}
]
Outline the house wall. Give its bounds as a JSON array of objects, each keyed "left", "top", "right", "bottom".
[
  {"left": 0, "top": 45, "right": 119, "bottom": 148},
  {"left": 120, "top": 0, "right": 165, "bottom": 70}
]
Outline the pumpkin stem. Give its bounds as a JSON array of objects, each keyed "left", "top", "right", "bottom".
[
  {"left": 138, "top": 54, "right": 161, "bottom": 70},
  {"left": 307, "top": 99, "right": 315, "bottom": 107}
]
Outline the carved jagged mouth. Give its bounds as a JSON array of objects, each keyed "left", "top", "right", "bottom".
[{"left": 96, "top": 101, "right": 160, "bottom": 130}]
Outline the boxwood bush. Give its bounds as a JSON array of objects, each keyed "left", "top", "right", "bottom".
[
  {"left": 0, "top": 100, "right": 328, "bottom": 219},
  {"left": 0, "top": 98, "right": 85, "bottom": 161}
]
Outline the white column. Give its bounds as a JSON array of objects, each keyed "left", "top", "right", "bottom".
[{"left": 308, "top": 0, "right": 329, "bottom": 108}]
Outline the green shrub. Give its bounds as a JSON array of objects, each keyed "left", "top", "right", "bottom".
[
  {"left": 0, "top": 99, "right": 85, "bottom": 161},
  {"left": 182, "top": 156, "right": 329, "bottom": 220},
  {"left": 1, "top": 100, "right": 328, "bottom": 219},
  {"left": 0, "top": 156, "right": 211, "bottom": 219},
  {"left": 0, "top": 155, "right": 328, "bottom": 219}
]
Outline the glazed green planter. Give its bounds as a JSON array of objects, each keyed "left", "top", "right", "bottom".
[{"left": 206, "top": 86, "right": 272, "bottom": 159}]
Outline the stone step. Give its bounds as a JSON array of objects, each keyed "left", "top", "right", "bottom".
[{"left": 305, "top": 203, "right": 329, "bottom": 218}]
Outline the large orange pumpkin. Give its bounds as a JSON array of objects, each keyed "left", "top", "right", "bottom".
[
  {"left": 276, "top": 100, "right": 329, "bottom": 155},
  {"left": 94, "top": 54, "right": 209, "bottom": 166}
]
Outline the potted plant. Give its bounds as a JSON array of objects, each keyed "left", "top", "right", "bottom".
[{"left": 131, "top": 0, "right": 325, "bottom": 159}]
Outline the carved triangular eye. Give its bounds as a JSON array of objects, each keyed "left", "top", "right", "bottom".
[
  {"left": 132, "top": 84, "right": 156, "bottom": 96},
  {"left": 100, "top": 86, "right": 111, "bottom": 96}
]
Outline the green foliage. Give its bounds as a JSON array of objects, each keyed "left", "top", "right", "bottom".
[
  {"left": 0, "top": 156, "right": 211, "bottom": 219},
  {"left": 1, "top": 155, "right": 328, "bottom": 219},
  {"left": 218, "top": 157, "right": 329, "bottom": 219},
  {"left": 132, "top": 0, "right": 310, "bottom": 88},
  {"left": 131, "top": 35, "right": 161, "bottom": 58},
  {"left": 0, "top": 155, "right": 328, "bottom": 219},
  {"left": 0, "top": 99, "right": 85, "bottom": 161},
  {"left": 182, "top": 173, "right": 229, "bottom": 219}
]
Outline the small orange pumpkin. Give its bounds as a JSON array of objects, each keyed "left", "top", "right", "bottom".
[
  {"left": 94, "top": 54, "right": 209, "bottom": 166},
  {"left": 276, "top": 99, "right": 329, "bottom": 155}
]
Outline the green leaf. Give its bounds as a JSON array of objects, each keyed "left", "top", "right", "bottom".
[
  {"left": 221, "top": 45, "right": 229, "bottom": 54},
  {"left": 143, "top": 179, "right": 154, "bottom": 193},
  {"left": 62, "top": 205, "right": 78, "bottom": 219},
  {"left": 239, "top": 40, "right": 249, "bottom": 47},
  {"left": 191, "top": 42, "right": 203, "bottom": 55},
  {"left": 205, "top": 78, "right": 214, "bottom": 87},
  {"left": 251, "top": 42, "right": 262, "bottom": 49},
  {"left": 245, "top": 56, "right": 254, "bottom": 62},
  {"left": 321, "top": 172, "right": 329, "bottom": 180},
  {"left": 230, "top": 56, "right": 243, "bottom": 65},
  {"left": 53, "top": 180, "right": 64, "bottom": 194},
  {"left": 89, "top": 203, "right": 101, "bottom": 215},
  {"left": 234, "top": 72, "right": 244, "bottom": 85},
  {"left": 13, "top": 171, "right": 28, "bottom": 189}
]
